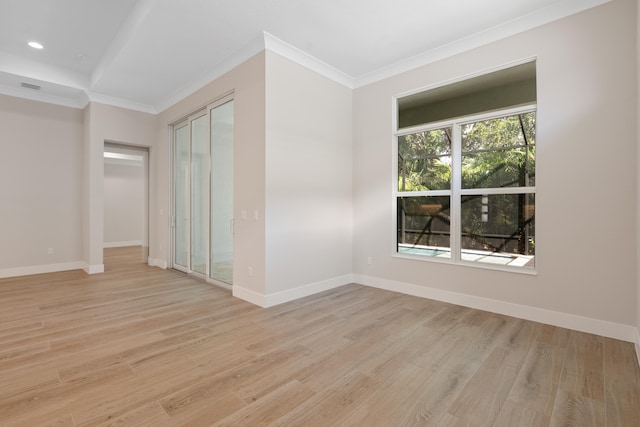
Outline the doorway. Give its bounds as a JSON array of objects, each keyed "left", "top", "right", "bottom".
[
  {"left": 172, "top": 96, "right": 234, "bottom": 286},
  {"left": 103, "top": 142, "right": 150, "bottom": 266}
]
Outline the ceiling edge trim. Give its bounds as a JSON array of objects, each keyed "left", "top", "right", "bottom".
[
  {"left": 353, "top": 0, "right": 611, "bottom": 88},
  {"left": 0, "top": 84, "right": 87, "bottom": 109},
  {"left": 86, "top": 91, "right": 156, "bottom": 114},
  {"left": 153, "top": 35, "right": 266, "bottom": 114},
  {"left": 0, "top": 51, "right": 89, "bottom": 90},
  {"left": 263, "top": 31, "right": 354, "bottom": 89}
]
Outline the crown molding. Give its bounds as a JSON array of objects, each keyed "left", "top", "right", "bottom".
[
  {"left": 263, "top": 31, "right": 354, "bottom": 89},
  {"left": 154, "top": 35, "right": 266, "bottom": 114},
  {"left": 0, "top": 51, "right": 89, "bottom": 91},
  {"left": 0, "top": 83, "right": 87, "bottom": 109},
  {"left": 353, "top": 0, "right": 610, "bottom": 88},
  {"left": 155, "top": 0, "right": 610, "bottom": 105},
  {"left": 85, "top": 91, "right": 156, "bottom": 114},
  {"left": 0, "top": 84, "right": 156, "bottom": 114},
  {"left": 154, "top": 30, "right": 358, "bottom": 113},
  {"left": 1, "top": 0, "right": 609, "bottom": 113}
]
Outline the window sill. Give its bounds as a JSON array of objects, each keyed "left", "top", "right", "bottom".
[{"left": 392, "top": 247, "right": 537, "bottom": 275}]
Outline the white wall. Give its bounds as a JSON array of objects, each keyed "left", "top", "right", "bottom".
[
  {"left": 154, "top": 50, "right": 353, "bottom": 305},
  {"left": 353, "top": 0, "right": 637, "bottom": 339},
  {"left": 1, "top": 2, "right": 638, "bottom": 350},
  {"left": 156, "top": 52, "right": 267, "bottom": 297},
  {"left": 83, "top": 102, "right": 157, "bottom": 272},
  {"left": 0, "top": 94, "right": 84, "bottom": 277},
  {"left": 264, "top": 51, "right": 353, "bottom": 302},
  {"left": 103, "top": 146, "right": 145, "bottom": 247}
]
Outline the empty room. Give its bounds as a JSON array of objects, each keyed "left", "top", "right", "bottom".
[{"left": 1, "top": 0, "right": 639, "bottom": 425}]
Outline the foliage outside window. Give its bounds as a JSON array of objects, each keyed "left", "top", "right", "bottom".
[{"left": 396, "top": 107, "right": 536, "bottom": 269}]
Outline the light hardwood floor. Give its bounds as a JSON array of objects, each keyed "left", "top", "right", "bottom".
[{"left": 1, "top": 246, "right": 639, "bottom": 426}]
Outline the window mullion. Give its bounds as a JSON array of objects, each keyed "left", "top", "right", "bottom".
[{"left": 451, "top": 123, "right": 462, "bottom": 263}]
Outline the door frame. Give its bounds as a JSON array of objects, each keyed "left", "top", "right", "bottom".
[
  {"left": 103, "top": 141, "right": 150, "bottom": 264},
  {"left": 169, "top": 92, "right": 234, "bottom": 287}
]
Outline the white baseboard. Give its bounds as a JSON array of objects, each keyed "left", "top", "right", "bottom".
[
  {"left": 82, "top": 263, "right": 104, "bottom": 274},
  {"left": 233, "top": 285, "right": 267, "bottom": 307},
  {"left": 148, "top": 258, "right": 167, "bottom": 269},
  {"left": 103, "top": 240, "right": 142, "bottom": 248},
  {"left": 232, "top": 274, "right": 354, "bottom": 308},
  {"left": 264, "top": 274, "right": 354, "bottom": 307},
  {"left": 0, "top": 261, "right": 85, "bottom": 279},
  {"left": 353, "top": 274, "right": 637, "bottom": 343}
]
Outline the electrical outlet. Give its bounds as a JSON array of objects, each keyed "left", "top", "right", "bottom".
[
  {"left": 248, "top": 266, "right": 253, "bottom": 276},
  {"left": 48, "top": 248, "right": 54, "bottom": 255},
  {"left": 367, "top": 256, "right": 372, "bottom": 265}
]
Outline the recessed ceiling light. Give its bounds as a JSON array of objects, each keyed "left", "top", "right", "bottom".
[{"left": 28, "top": 41, "right": 44, "bottom": 49}]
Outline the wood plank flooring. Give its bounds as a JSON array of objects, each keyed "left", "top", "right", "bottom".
[{"left": 0, "top": 246, "right": 639, "bottom": 426}]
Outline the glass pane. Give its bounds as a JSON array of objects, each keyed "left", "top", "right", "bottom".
[
  {"left": 210, "top": 100, "right": 234, "bottom": 284},
  {"left": 190, "top": 115, "right": 208, "bottom": 275},
  {"left": 461, "top": 112, "right": 535, "bottom": 189},
  {"left": 174, "top": 125, "right": 189, "bottom": 268},
  {"left": 520, "top": 111, "right": 536, "bottom": 146},
  {"left": 460, "top": 193, "right": 535, "bottom": 267},
  {"left": 462, "top": 146, "right": 535, "bottom": 188},
  {"left": 398, "top": 128, "right": 451, "bottom": 191},
  {"left": 397, "top": 196, "right": 451, "bottom": 258},
  {"left": 461, "top": 112, "right": 535, "bottom": 152},
  {"left": 398, "top": 129, "right": 451, "bottom": 157}
]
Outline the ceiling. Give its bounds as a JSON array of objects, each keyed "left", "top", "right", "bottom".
[{"left": 0, "top": 0, "right": 608, "bottom": 113}]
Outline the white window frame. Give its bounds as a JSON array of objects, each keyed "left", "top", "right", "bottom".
[{"left": 392, "top": 104, "right": 537, "bottom": 274}]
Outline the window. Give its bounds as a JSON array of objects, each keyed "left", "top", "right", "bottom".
[{"left": 395, "top": 63, "right": 536, "bottom": 270}]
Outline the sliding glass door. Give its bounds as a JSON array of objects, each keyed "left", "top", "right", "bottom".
[
  {"left": 172, "top": 97, "right": 234, "bottom": 284},
  {"left": 174, "top": 124, "right": 189, "bottom": 270},
  {"left": 190, "top": 114, "right": 208, "bottom": 275},
  {"left": 210, "top": 100, "right": 234, "bottom": 283}
]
